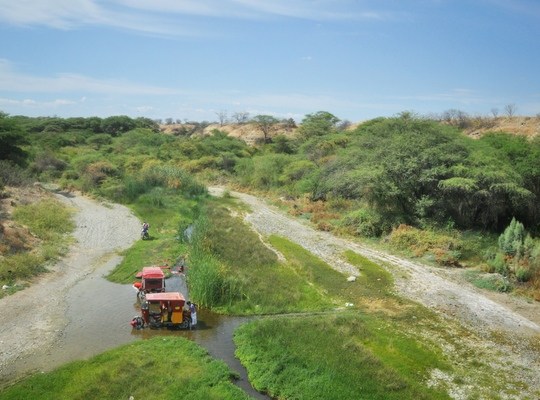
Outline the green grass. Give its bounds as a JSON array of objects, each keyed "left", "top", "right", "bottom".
[
  {"left": 186, "top": 201, "right": 335, "bottom": 314},
  {"left": 342, "top": 250, "right": 394, "bottom": 297},
  {"left": 107, "top": 193, "right": 200, "bottom": 283},
  {"left": 234, "top": 313, "right": 450, "bottom": 400},
  {"left": 1, "top": 197, "right": 74, "bottom": 296},
  {"left": 0, "top": 337, "right": 250, "bottom": 400},
  {"left": 463, "top": 270, "right": 512, "bottom": 292},
  {"left": 12, "top": 198, "right": 75, "bottom": 240}
]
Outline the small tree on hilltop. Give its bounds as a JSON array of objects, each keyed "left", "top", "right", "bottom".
[
  {"left": 216, "top": 110, "right": 228, "bottom": 127},
  {"left": 252, "top": 115, "right": 279, "bottom": 143},
  {"left": 232, "top": 111, "right": 250, "bottom": 124},
  {"left": 504, "top": 104, "right": 517, "bottom": 117},
  {"left": 298, "top": 111, "right": 340, "bottom": 137}
]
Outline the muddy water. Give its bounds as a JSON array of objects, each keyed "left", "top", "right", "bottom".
[{"left": 9, "top": 262, "right": 269, "bottom": 399}]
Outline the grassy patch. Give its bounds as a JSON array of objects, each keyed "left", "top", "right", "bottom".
[
  {"left": 234, "top": 313, "right": 450, "bottom": 400},
  {"left": 107, "top": 193, "right": 200, "bottom": 283},
  {"left": 187, "top": 200, "right": 334, "bottom": 314},
  {"left": 0, "top": 337, "right": 249, "bottom": 400},
  {"left": 1, "top": 197, "right": 74, "bottom": 296},
  {"left": 268, "top": 237, "right": 412, "bottom": 315},
  {"left": 342, "top": 250, "right": 393, "bottom": 296},
  {"left": 13, "top": 198, "right": 74, "bottom": 240},
  {"left": 463, "top": 270, "right": 512, "bottom": 292}
]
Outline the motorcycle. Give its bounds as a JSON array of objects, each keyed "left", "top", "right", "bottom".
[{"left": 141, "top": 228, "right": 150, "bottom": 240}]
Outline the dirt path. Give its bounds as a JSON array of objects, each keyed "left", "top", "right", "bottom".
[{"left": 0, "top": 191, "right": 140, "bottom": 384}]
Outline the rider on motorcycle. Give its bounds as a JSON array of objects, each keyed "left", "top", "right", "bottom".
[{"left": 141, "top": 222, "right": 150, "bottom": 238}]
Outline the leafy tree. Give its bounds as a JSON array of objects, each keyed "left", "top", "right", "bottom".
[
  {"left": 100, "top": 115, "right": 136, "bottom": 136},
  {"left": 272, "top": 135, "right": 296, "bottom": 154},
  {"left": 252, "top": 115, "right": 279, "bottom": 143},
  {"left": 0, "top": 112, "right": 28, "bottom": 165},
  {"left": 85, "top": 116, "right": 103, "bottom": 133},
  {"left": 479, "top": 133, "right": 540, "bottom": 232},
  {"left": 135, "top": 117, "right": 160, "bottom": 132},
  {"left": 298, "top": 111, "right": 339, "bottom": 137}
]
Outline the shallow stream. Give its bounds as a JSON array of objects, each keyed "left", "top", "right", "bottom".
[{"left": 9, "top": 259, "right": 268, "bottom": 399}]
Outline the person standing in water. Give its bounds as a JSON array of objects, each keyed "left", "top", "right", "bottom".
[{"left": 186, "top": 301, "right": 197, "bottom": 328}]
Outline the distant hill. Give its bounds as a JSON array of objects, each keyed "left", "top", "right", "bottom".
[
  {"left": 160, "top": 116, "right": 540, "bottom": 144},
  {"left": 160, "top": 122, "right": 297, "bottom": 145},
  {"left": 461, "top": 116, "right": 540, "bottom": 139}
]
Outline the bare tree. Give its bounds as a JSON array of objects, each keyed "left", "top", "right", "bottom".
[
  {"left": 504, "top": 104, "right": 517, "bottom": 117},
  {"left": 165, "top": 118, "right": 174, "bottom": 125},
  {"left": 232, "top": 111, "right": 250, "bottom": 124},
  {"left": 490, "top": 108, "right": 499, "bottom": 118},
  {"left": 216, "top": 110, "right": 228, "bottom": 126}
]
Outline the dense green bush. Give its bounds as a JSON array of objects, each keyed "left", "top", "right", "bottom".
[
  {"left": 0, "top": 113, "right": 28, "bottom": 165},
  {"left": 340, "top": 207, "right": 383, "bottom": 237}
]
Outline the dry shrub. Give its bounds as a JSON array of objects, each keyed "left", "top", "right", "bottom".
[
  {"left": 85, "top": 161, "right": 116, "bottom": 184},
  {"left": 0, "top": 224, "right": 38, "bottom": 255},
  {"left": 285, "top": 196, "right": 327, "bottom": 216},
  {"left": 304, "top": 200, "right": 326, "bottom": 214},
  {"left": 326, "top": 196, "right": 354, "bottom": 212},
  {"left": 316, "top": 221, "right": 334, "bottom": 232},
  {"left": 387, "top": 224, "right": 463, "bottom": 266},
  {"left": 310, "top": 212, "right": 340, "bottom": 224},
  {"left": 530, "top": 274, "right": 540, "bottom": 301},
  {"left": 288, "top": 207, "right": 303, "bottom": 217}
]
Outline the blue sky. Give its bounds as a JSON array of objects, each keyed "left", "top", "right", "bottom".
[{"left": 0, "top": 0, "right": 539, "bottom": 123}]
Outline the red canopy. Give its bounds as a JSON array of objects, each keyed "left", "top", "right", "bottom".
[
  {"left": 141, "top": 266, "right": 165, "bottom": 279},
  {"left": 145, "top": 292, "right": 185, "bottom": 303}
]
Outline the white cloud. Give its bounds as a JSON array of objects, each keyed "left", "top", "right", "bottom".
[
  {"left": 391, "top": 89, "right": 490, "bottom": 105},
  {"left": 136, "top": 105, "right": 154, "bottom": 113},
  {"left": 0, "top": 59, "right": 179, "bottom": 95},
  {"left": 0, "top": 96, "right": 77, "bottom": 108},
  {"left": 0, "top": 0, "right": 105, "bottom": 29},
  {"left": 0, "top": 0, "right": 389, "bottom": 35}
]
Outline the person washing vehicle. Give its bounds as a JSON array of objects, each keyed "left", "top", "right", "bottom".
[{"left": 187, "top": 301, "right": 197, "bottom": 328}]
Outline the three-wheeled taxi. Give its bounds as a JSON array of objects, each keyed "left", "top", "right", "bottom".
[
  {"left": 133, "top": 266, "right": 166, "bottom": 299},
  {"left": 134, "top": 292, "right": 191, "bottom": 329}
]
